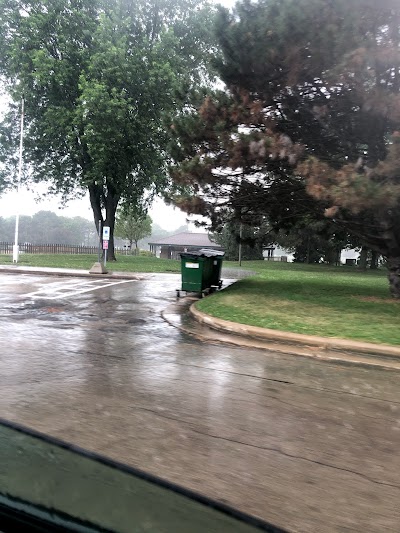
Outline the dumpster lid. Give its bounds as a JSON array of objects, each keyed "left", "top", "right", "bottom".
[
  {"left": 180, "top": 248, "right": 225, "bottom": 259},
  {"left": 199, "top": 248, "right": 225, "bottom": 257}
]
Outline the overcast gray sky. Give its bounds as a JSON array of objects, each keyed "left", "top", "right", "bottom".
[{"left": 0, "top": 184, "right": 195, "bottom": 231}]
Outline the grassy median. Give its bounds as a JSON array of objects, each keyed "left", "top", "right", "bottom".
[
  {"left": 0, "top": 253, "right": 181, "bottom": 273},
  {"left": 196, "top": 261, "right": 400, "bottom": 346}
]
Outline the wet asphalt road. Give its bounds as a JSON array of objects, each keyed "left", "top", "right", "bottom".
[{"left": 0, "top": 272, "right": 399, "bottom": 532}]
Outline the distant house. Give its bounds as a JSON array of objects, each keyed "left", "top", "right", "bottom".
[
  {"left": 263, "top": 245, "right": 294, "bottom": 262},
  {"left": 149, "top": 232, "right": 222, "bottom": 259}
]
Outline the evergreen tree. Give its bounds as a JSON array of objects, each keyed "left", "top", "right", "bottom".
[
  {"left": 170, "top": 0, "right": 400, "bottom": 297},
  {"left": 212, "top": 220, "right": 266, "bottom": 261}
]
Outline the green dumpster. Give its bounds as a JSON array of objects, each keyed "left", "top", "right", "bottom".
[
  {"left": 200, "top": 248, "right": 224, "bottom": 289},
  {"left": 178, "top": 249, "right": 224, "bottom": 297}
]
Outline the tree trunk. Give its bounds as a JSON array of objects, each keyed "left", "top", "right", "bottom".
[
  {"left": 370, "top": 250, "right": 379, "bottom": 269},
  {"left": 387, "top": 257, "right": 400, "bottom": 298},
  {"left": 335, "top": 247, "right": 341, "bottom": 266},
  {"left": 358, "top": 246, "right": 368, "bottom": 270},
  {"left": 104, "top": 191, "right": 119, "bottom": 261},
  {"left": 88, "top": 183, "right": 104, "bottom": 259},
  {"left": 88, "top": 182, "right": 120, "bottom": 262},
  {"left": 89, "top": 183, "right": 103, "bottom": 231},
  {"left": 325, "top": 247, "right": 341, "bottom": 265}
]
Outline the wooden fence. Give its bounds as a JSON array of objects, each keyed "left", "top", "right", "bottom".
[{"left": 0, "top": 242, "right": 98, "bottom": 255}]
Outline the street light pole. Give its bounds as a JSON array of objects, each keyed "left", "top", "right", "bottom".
[{"left": 13, "top": 97, "right": 24, "bottom": 264}]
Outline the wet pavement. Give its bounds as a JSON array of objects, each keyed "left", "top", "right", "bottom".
[{"left": 0, "top": 272, "right": 399, "bottom": 532}]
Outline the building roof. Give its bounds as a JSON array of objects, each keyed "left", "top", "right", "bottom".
[{"left": 148, "top": 232, "right": 222, "bottom": 248}]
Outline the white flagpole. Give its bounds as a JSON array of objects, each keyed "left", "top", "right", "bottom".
[{"left": 13, "top": 97, "right": 24, "bottom": 263}]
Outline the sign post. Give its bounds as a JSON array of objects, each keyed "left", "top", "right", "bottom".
[
  {"left": 97, "top": 220, "right": 102, "bottom": 263},
  {"left": 89, "top": 222, "right": 108, "bottom": 275},
  {"left": 102, "top": 226, "right": 110, "bottom": 268}
]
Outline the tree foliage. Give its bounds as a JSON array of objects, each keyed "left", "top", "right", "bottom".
[
  {"left": 212, "top": 220, "right": 267, "bottom": 261},
  {"left": 0, "top": 0, "right": 216, "bottom": 260},
  {"left": 273, "top": 218, "right": 354, "bottom": 265},
  {"left": 114, "top": 209, "right": 152, "bottom": 253},
  {"left": 170, "top": 0, "right": 400, "bottom": 296}
]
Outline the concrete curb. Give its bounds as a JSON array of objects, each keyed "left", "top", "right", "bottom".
[
  {"left": 161, "top": 300, "right": 400, "bottom": 370},
  {"left": 190, "top": 303, "right": 400, "bottom": 359}
]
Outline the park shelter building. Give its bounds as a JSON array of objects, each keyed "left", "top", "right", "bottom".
[{"left": 149, "top": 232, "right": 223, "bottom": 259}]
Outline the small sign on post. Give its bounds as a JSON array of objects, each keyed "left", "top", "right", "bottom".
[
  {"left": 102, "top": 226, "right": 110, "bottom": 267},
  {"left": 102, "top": 226, "right": 110, "bottom": 241}
]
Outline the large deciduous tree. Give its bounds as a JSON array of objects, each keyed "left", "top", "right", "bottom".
[
  {"left": 170, "top": 0, "right": 400, "bottom": 297},
  {"left": 0, "top": 0, "right": 215, "bottom": 260}
]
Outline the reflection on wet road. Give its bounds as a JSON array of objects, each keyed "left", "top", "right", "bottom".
[{"left": 0, "top": 273, "right": 399, "bottom": 532}]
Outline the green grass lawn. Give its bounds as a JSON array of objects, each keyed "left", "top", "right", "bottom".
[
  {"left": 0, "top": 253, "right": 181, "bottom": 273},
  {"left": 196, "top": 261, "right": 400, "bottom": 346}
]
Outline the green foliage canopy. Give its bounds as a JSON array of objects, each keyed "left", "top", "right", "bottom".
[
  {"left": 114, "top": 209, "right": 152, "bottom": 252},
  {"left": 0, "top": 0, "right": 216, "bottom": 259}
]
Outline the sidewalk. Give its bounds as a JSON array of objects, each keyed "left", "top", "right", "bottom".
[{"left": 0, "top": 263, "right": 147, "bottom": 280}]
